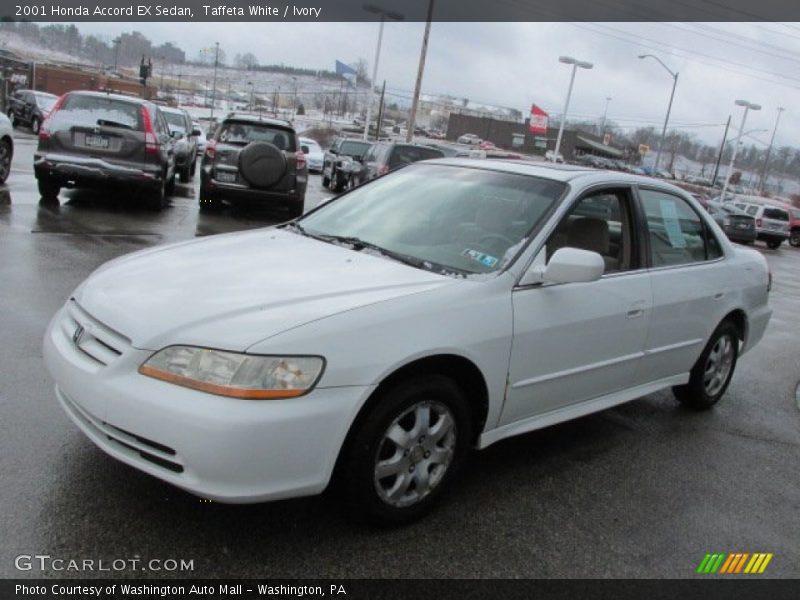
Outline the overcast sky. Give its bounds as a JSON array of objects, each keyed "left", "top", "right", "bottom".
[{"left": 71, "top": 21, "right": 800, "bottom": 147}]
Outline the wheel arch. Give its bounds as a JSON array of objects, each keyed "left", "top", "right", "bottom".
[
  {"left": 1, "top": 134, "right": 13, "bottom": 155},
  {"left": 721, "top": 308, "right": 748, "bottom": 345},
  {"left": 331, "top": 353, "right": 490, "bottom": 480}
]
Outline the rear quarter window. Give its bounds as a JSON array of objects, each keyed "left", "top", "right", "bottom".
[
  {"left": 56, "top": 95, "right": 143, "bottom": 131},
  {"left": 387, "top": 145, "right": 445, "bottom": 168}
]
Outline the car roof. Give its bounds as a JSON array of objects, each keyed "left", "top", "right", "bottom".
[
  {"left": 65, "top": 90, "right": 148, "bottom": 104},
  {"left": 421, "top": 158, "right": 697, "bottom": 190},
  {"left": 160, "top": 106, "right": 187, "bottom": 115}
]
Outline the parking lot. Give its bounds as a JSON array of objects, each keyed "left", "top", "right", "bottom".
[{"left": 1, "top": 130, "right": 799, "bottom": 579}]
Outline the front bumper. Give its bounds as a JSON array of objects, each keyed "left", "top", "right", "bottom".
[
  {"left": 34, "top": 153, "right": 162, "bottom": 191},
  {"left": 43, "top": 305, "right": 370, "bottom": 503}
]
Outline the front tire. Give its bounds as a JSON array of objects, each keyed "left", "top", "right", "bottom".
[
  {"left": 340, "top": 375, "right": 472, "bottom": 526},
  {"left": 766, "top": 239, "right": 782, "bottom": 249},
  {"left": 673, "top": 321, "right": 739, "bottom": 410},
  {"left": 789, "top": 230, "right": 799, "bottom": 247},
  {"left": 0, "top": 138, "right": 12, "bottom": 184},
  {"left": 37, "top": 176, "right": 60, "bottom": 202},
  {"left": 31, "top": 116, "right": 41, "bottom": 135}
]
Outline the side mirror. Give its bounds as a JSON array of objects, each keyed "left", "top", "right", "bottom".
[
  {"left": 520, "top": 247, "right": 604, "bottom": 286},
  {"left": 171, "top": 130, "right": 184, "bottom": 140},
  {"left": 191, "top": 127, "right": 202, "bottom": 137},
  {"left": 301, "top": 145, "right": 310, "bottom": 153}
]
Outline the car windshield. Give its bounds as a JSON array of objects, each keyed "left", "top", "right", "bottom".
[
  {"left": 297, "top": 164, "right": 566, "bottom": 276},
  {"left": 163, "top": 111, "right": 186, "bottom": 131},
  {"left": 35, "top": 94, "right": 57, "bottom": 111},
  {"left": 339, "top": 141, "right": 371, "bottom": 156},
  {"left": 217, "top": 122, "right": 296, "bottom": 150}
]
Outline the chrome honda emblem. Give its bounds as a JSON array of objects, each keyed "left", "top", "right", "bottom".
[{"left": 72, "top": 324, "right": 85, "bottom": 345}]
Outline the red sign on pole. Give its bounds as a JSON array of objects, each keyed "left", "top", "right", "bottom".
[{"left": 529, "top": 104, "right": 548, "bottom": 134}]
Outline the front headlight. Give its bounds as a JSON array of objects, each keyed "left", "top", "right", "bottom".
[{"left": 139, "top": 346, "right": 324, "bottom": 399}]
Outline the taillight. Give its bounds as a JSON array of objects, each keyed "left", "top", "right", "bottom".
[
  {"left": 295, "top": 150, "right": 307, "bottom": 171},
  {"left": 38, "top": 93, "right": 68, "bottom": 141},
  {"left": 756, "top": 218, "right": 763, "bottom": 228},
  {"left": 205, "top": 140, "right": 216, "bottom": 160},
  {"left": 378, "top": 164, "right": 390, "bottom": 176},
  {"left": 140, "top": 106, "right": 159, "bottom": 155},
  {"left": 767, "top": 270, "right": 772, "bottom": 293}
]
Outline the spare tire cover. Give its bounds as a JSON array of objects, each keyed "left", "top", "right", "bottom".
[{"left": 238, "top": 142, "right": 287, "bottom": 188}]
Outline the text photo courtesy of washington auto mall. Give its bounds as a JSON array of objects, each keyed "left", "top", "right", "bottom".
[{"left": 0, "top": 0, "right": 799, "bottom": 599}]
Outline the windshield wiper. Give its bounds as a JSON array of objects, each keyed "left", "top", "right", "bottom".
[
  {"left": 317, "top": 234, "right": 469, "bottom": 276},
  {"left": 96, "top": 119, "right": 134, "bottom": 130}
]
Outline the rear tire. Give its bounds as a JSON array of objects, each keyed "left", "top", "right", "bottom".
[
  {"left": 322, "top": 175, "right": 330, "bottom": 188},
  {"left": 199, "top": 186, "right": 222, "bottom": 212},
  {"left": 789, "top": 230, "right": 800, "bottom": 247},
  {"left": 0, "top": 138, "right": 12, "bottom": 184},
  {"left": 165, "top": 171, "right": 176, "bottom": 196},
  {"left": 179, "top": 162, "right": 191, "bottom": 183},
  {"left": 147, "top": 179, "right": 167, "bottom": 211},
  {"left": 37, "top": 177, "right": 60, "bottom": 202},
  {"left": 339, "top": 375, "right": 472, "bottom": 526},
  {"left": 673, "top": 321, "right": 739, "bottom": 410}
]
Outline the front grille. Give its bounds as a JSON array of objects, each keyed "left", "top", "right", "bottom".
[
  {"left": 60, "top": 390, "right": 184, "bottom": 474},
  {"left": 60, "top": 300, "right": 130, "bottom": 366}
]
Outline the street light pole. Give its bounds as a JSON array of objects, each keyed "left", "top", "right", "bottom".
[
  {"left": 758, "top": 106, "right": 784, "bottom": 193},
  {"left": 405, "top": 0, "right": 435, "bottom": 143},
  {"left": 362, "top": 4, "right": 404, "bottom": 141},
  {"left": 720, "top": 99, "right": 761, "bottom": 202},
  {"left": 639, "top": 54, "right": 678, "bottom": 173},
  {"left": 553, "top": 56, "right": 593, "bottom": 162}
]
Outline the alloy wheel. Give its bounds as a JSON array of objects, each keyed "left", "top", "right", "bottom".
[{"left": 703, "top": 334, "right": 735, "bottom": 397}]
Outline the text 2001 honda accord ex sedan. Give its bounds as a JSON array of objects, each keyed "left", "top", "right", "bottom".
[{"left": 44, "top": 160, "right": 771, "bottom": 524}]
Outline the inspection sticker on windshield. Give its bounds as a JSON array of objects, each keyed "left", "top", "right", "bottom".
[
  {"left": 462, "top": 249, "right": 499, "bottom": 268},
  {"left": 659, "top": 199, "right": 687, "bottom": 248}
]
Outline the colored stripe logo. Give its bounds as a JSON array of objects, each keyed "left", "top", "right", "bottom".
[{"left": 697, "top": 553, "right": 773, "bottom": 574}]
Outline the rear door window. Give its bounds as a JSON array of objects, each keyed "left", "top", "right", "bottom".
[
  {"left": 218, "top": 122, "right": 296, "bottom": 151},
  {"left": 387, "top": 145, "right": 445, "bottom": 169}
]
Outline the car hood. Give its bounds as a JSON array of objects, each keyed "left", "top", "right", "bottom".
[{"left": 73, "top": 229, "right": 454, "bottom": 351}]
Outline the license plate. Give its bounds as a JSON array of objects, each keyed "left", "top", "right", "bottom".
[
  {"left": 215, "top": 171, "right": 237, "bottom": 183},
  {"left": 84, "top": 134, "right": 109, "bottom": 148}
]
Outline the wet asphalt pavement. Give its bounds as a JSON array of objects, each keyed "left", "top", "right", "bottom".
[{"left": 1, "top": 131, "right": 798, "bottom": 579}]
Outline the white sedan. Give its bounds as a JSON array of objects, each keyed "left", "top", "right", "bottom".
[
  {"left": 457, "top": 133, "right": 482, "bottom": 145},
  {"left": 299, "top": 137, "right": 324, "bottom": 173},
  {"left": 44, "top": 160, "right": 771, "bottom": 524}
]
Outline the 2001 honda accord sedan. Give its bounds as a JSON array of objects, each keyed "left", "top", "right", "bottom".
[{"left": 44, "top": 160, "right": 772, "bottom": 524}]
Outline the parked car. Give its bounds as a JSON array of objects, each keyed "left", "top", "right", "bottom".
[
  {"left": 6, "top": 89, "right": 58, "bottom": 135},
  {"left": 479, "top": 140, "right": 497, "bottom": 150},
  {"left": 0, "top": 112, "right": 13, "bottom": 184},
  {"left": 729, "top": 198, "right": 790, "bottom": 249},
  {"left": 786, "top": 205, "right": 800, "bottom": 247},
  {"left": 43, "top": 161, "right": 771, "bottom": 524},
  {"left": 706, "top": 201, "right": 757, "bottom": 245},
  {"left": 194, "top": 124, "right": 207, "bottom": 157},
  {"left": 360, "top": 142, "right": 445, "bottom": 183},
  {"left": 199, "top": 113, "right": 307, "bottom": 215},
  {"left": 322, "top": 137, "right": 372, "bottom": 192},
  {"left": 420, "top": 142, "right": 459, "bottom": 157},
  {"left": 299, "top": 137, "right": 324, "bottom": 173},
  {"left": 33, "top": 91, "right": 177, "bottom": 209},
  {"left": 545, "top": 150, "right": 565, "bottom": 163},
  {"left": 160, "top": 106, "right": 200, "bottom": 183},
  {"left": 457, "top": 133, "right": 482, "bottom": 145}
]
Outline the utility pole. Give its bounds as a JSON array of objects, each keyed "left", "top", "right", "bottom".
[
  {"left": 598, "top": 96, "right": 612, "bottom": 134},
  {"left": 406, "top": 0, "right": 434, "bottom": 143},
  {"left": 210, "top": 42, "right": 219, "bottom": 121},
  {"left": 376, "top": 80, "right": 386, "bottom": 140},
  {"left": 712, "top": 115, "right": 731, "bottom": 186},
  {"left": 113, "top": 38, "right": 121, "bottom": 72},
  {"left": 759, "top": 107, "right": 784, "bottom": 193}
]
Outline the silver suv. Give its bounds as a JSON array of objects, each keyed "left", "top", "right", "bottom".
[
  {"left": 34, "top": 91, "right": 178, "bottom": 210},
  {"left": 731, "top": 199, "right": 790, "bottom": 249}
]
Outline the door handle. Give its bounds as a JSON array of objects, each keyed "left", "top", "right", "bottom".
[
  {"left": 626, "top": 300, "right": 646, "bottom": 319},
  {"left": 714, "top": 292, "right": 725, "bottom": 300}
]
